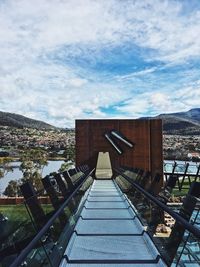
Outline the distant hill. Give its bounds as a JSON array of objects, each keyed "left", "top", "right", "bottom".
[
  {"left": 0, "top": 111, "right": 56, "bottom": 130},
  {"left": 1, "top": 109, "right": 200, "bottom": 134},
  {"left": 144, "top": 108, "right": 200, "bottom": 135}
]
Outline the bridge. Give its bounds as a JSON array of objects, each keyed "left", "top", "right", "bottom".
[
  {"left": 0, "top": 119, "right": 199, "bottom": 267},
  {"left": 60, "top": 178, "right": 165, "bottom": 266}
]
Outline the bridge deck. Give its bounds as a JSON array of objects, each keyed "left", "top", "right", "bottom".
[{"left": 60, "top": 180, "right": 166, "bottom": 266}]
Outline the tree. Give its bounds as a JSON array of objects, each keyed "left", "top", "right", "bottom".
[
  {"left": 0, "top": 157, "right": 13, "bottom": 178},
  {"left": 4, "top": 180, "right": 21, "bottom": 196},
  {"left": 59, "top": 161, "right": 74, "bottom": 172},
  {"left": 20, "top": 148, "right": 48, "bottom": 192},
  {"left": 63, "top": 144, "right": 75, "bottom": 163},
  {"left": 3, "top": 149, "right": 48, "bottom": 197},
  {"left": 192, "top": 156, "right": 200, "bottom": 162}
]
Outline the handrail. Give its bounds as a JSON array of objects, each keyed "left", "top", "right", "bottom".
[
  {"left": 21, "top": 167, "right": 87, "bottom": 201},
  {"left": 10, "top": 168, "right": 95, "bottom": 267},
  {"left": 114, "top": 168, "right": 200, "bottom": 239},
  {"left": 176, "top": 207, "right": 200, "bottom": 266}
]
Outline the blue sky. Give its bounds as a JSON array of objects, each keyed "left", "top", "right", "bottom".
[{"left": 0, "top": 0, "right": 200, "bottom": 127}]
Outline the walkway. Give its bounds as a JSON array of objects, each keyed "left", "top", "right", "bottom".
[{"left": 60, "top": 180, "right": 166, "bottom": 266}]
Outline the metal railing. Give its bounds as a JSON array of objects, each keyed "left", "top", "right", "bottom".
[
  {"left": 3, "top": 166, "right": 200, "bottom": 267},
  {"left": 114, "top": 168, "right": 200, "bottom": 239},
  {"left": 164, "top": 161, "right": 200, "bottom": 192},
  {"left": 115, "top": 168, "right": 200, "bottom": 266},
  {"left": 10, "top": 168, "right": 95, "bottom": 267}
]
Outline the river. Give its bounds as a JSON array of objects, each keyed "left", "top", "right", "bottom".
[
  {"left": 0, "top": 159, "right": 199, "bottom": 195},
  {"left": 0, "top": 160, "right": 64, "bottom": 195}
]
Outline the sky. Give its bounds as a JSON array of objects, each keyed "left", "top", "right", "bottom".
[{"left": 0, "top": 0, "right": 200, "bottom": 127}]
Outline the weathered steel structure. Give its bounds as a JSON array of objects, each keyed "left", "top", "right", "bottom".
[{"left": 76, "top": 119, "right": 163, "bottom": 192}]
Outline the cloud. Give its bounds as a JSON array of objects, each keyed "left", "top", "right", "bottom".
[
  {"left": 0, "top": 0, "right": 200, "bottom": 127},
  {"left": 116, "top": 84, "right": 200, "bottom": 118},
  {"left": 116, "top": 67, "right": 158, "bottom": 81},
  {"left": 2, "top": 0, "right": 200, "bottom": 64}
]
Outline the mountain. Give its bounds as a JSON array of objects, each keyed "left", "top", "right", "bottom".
[
  {"left": 1, "top": 109, "right": 200, "bottom": 134},
  {"left": 167, "top": 108, "right": 200, "bottom": 124},
  {"left": 147, "top": 108, "right": 200, "bottom": 135},
  {"left": 0, "top": 111, "right": 56, "bottom": 130}
]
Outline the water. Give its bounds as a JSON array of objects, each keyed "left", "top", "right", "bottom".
[
  {"left": 164, "top": 160, "right": 199, "bottom": 174},
  {"left": 0, "top": 160, "right": 64, "bottom": 195},
  {"left": 1, "top": 159, "right": 199, "bottom": 195}
]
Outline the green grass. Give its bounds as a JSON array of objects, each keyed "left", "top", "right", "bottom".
[
  {"left": 0, "top": 204, "right": 54, "bottom": 222},
  {"left": 0, "top": 204, "right": 30, "bottom": 221},
  {"left": 172, "top": 178, "right": 197, "bottom": 197}
]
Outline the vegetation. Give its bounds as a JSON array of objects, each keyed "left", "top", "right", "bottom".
[
  {"left": 0, "top": 203, "right": 55, "bottom": 257},
  {"left": 0, "top": 143, "right": 75, "bottom": 198},
  {"left": 0, "top": 157, "right": 13, "bottom": 178},
  {"left": 4, "top": 180, "right": 21, "bottom": 196},
  {"left": 20, "top": 148, "right": 48, "bottom": 191},
  {"left": 0, "top": 204, "right": 53, "bottom": 221},
  {"left": 3, "top": 149, "right": 48, "bottom": 196},
  {"left": 171, "top": 178, "right": 197, "bottom": 197},
  {"left": 59, "top": 161, "right": 74, "bottom": 172},
  {"left": 0, "top": 110, "right": 55, "bottom": 129},
  {"left": 158, "top": 108, "right": 200, "bottom": 135},
  {"left": 0, "top": 204, "right": 31, "bottom": 221},
  {"left": 57, "top": 144, "right": 76, "bottom": 173},
  {"left": 63, "top": 144, "right": 75, "bottom": 162}
]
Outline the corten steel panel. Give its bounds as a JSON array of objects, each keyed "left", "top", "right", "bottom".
[
  {"left": 150, "top": 120, "right": 163, "bottom": 193},
  {"left": 88, "top": 120, "right": 119, "bottom": 169},
  {"left": 76, "top": 119, "right": 163, "bottom": 183},
  {"left": 118, "top": 120, "right": 151, "bottom": 170},
  {"left": 75, "top": 120, "right": 89, "bottom": 166}
]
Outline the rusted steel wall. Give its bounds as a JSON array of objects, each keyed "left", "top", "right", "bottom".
[{"left": 76, "top": 119, "right": 163, "bottom": 179}]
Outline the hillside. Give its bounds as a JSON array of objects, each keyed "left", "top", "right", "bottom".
[
  {"left": 0, "top": 111, "right": 55, "bottom": 130},
  {"left": 153, "top": 108, "right": 200, "bottom": 135},
  {"left": 1, "top": 108, "right": 200, "bottom": 134}
]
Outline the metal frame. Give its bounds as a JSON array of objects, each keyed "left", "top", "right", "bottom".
[
  {"left": 114, "top": 168, "right": 200, "bottom": 239},
  {"left": 10, "top": 169, "right": 95, "bottom": 267},
  {"left": 110, "top": 130, "right": 134, "bottom": 148},
  {"left": 104, "top": 132, "right": 123, "bottom": 154},
  {"left": 9, "top": 167, "right": 200, "bottom": 267}
]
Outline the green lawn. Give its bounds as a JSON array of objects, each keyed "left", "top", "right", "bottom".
[
  {"left": 172, "top": 177, "right": 197, "bottom": 197},
  {"left": 0, "top": 204, "right": 30, "bottom": 221},
  {"left": 0, "top": 204, "right": 54, "bottom": 222}
]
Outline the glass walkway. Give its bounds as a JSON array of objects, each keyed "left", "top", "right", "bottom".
[
  {"left": 60, "top": 179, "right": 166, "bottom": 266},
  {"left": 2, "top": 162, "right": 199, "bottom": 267}
]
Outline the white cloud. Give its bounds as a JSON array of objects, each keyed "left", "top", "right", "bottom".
[
  {"left": 116, "top": 84, "right": 200, "bottom": 118},
  {"left": 0, "top": 0, "right": 200, "bottom": 126},
  {"left": 2, "top": 0, "right": 200, "bottom": 64},
  {"left": 116, "top": 67, "right": 158, "bottom": 81},
  {"left": 68, "top": 78, "right": 87, "bottom": 87}
]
